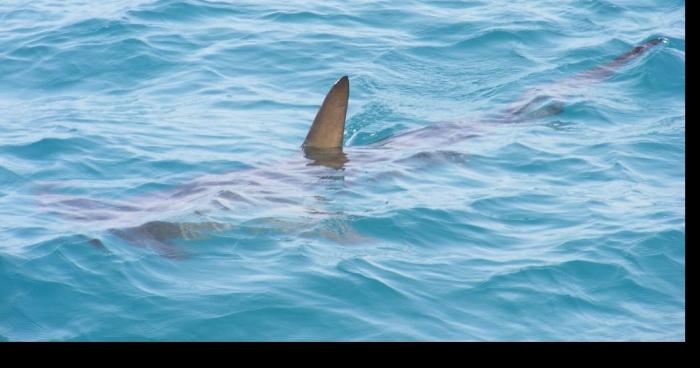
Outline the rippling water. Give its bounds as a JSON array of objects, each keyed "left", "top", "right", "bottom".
[{"left": 0, "top": 0, "right": 685, "bottom": 341}]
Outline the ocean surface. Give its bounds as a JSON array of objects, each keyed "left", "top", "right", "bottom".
[{"left": 0, "top": 0, "right": 685, "bottom": 341}]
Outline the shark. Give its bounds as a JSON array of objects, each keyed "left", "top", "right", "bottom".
[{"left": 38, "top": 37, "right": 666, "bottom": 258}]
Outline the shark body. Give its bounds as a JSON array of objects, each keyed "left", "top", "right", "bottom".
[{"left": 39, "top": 38, "right": 666, "bottom": 258}]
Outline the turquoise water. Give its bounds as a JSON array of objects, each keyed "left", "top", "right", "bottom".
[{"left": 0, "top": 0, "right": 684, "bottom": 341}]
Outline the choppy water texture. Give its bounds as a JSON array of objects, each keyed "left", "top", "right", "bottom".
[{"left": 0, "top": 0, "right": 685, "bottom": 341}]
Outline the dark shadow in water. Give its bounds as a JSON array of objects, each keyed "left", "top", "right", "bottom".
[
  {"left": 109, "top": 221, "right": 232, "bottom": 260},
  {"left": 302, "top": 146, "right": 348, "bottom": 170}
]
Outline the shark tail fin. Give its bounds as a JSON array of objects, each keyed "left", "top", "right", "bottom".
[
  {"left": 500, "top": 37, "right": 667, "bottom": 123},
  {"left": 302, "top": 75, "right": 349, "bottom": 150}
]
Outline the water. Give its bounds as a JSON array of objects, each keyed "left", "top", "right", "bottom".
[{"left": 0, "top": 0, "right": 684, "bottom": 341}]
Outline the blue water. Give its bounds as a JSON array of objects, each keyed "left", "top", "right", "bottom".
[{"left": 0, "top": 0, "right": 684, "bottom": 341}]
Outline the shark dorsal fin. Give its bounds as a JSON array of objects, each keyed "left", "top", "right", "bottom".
[{"left": 302, "top": 75, "right": 349, "bottom": 149}]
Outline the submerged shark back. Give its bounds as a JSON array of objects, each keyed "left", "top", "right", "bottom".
[{"left": 302, "top": 38, "right": 665, "bottom": 152}]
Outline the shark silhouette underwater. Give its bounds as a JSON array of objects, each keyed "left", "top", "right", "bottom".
[{"left": 40, "top": 37, "right": 666, "bottom": 259}]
